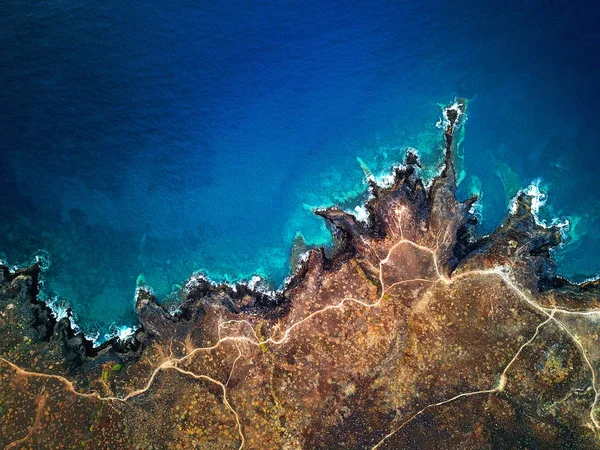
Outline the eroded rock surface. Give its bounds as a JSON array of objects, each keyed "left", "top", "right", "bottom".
[{"left": 2, "top": 100, "right": 600, "bottom": 449}]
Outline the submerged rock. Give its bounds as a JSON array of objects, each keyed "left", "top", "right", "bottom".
[{"left": 2, "top": 100, "right": 600, "bottom": 449}]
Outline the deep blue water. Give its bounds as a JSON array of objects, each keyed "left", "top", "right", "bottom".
[{"left": 2, "top": 0, "right": 600, "bottom": 337}]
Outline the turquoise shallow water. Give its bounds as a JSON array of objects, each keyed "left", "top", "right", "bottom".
[{"left": 1, "top": 0, "right": 600, "bottom": 339}]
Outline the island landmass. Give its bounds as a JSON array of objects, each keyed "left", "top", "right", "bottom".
[{"left": 2, "top": 100, "right": 600, "bottom": 449}]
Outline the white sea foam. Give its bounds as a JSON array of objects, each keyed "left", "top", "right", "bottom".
[
  {"left": 296, "top": 249, "right": 310, "bottom": 267},
  {"left": 180, "top": 272, "right": 216, "bottom": 296},
  {"left": 247, "top": 275, "right": 262, "bottom": 291},
  {"left": 373, "top": 169, "right": 396, "bottom": 188},
  {"left": 351, "top": 205, "right": 370, "bottom": 223},
  {"left": 282, "top": 250, "right": 312, "bottom": 287},
  {"left": 469, "top": 200, "right": 483, "bottom": 220},
  {"left": 509, "top": 179, "right": 569, "bottom": 233},
  {"left": 240, "top": 274, "right": 277, "bottom": 296},
  {"left": 45, "top": 295, "right": 85, "bottom": 335},
  {"left": 117, "top": 326, "right": 136, "bottom": 342},
  {"left": 182, "top": 270, "right": 281, "bottom": 298},
  {"left": 372, "top": 164, "right": 404, "bottom": 188},
  {"left": 522, "top": 179, "right": 546, "bottom": 216},
  {"left": 47, "top": 296, "right": 70, "bottom": 321},
  {"left": 33, "top": 250, "right": 51, "bottom": 271},
  {"left": 45, "top": 287, "right": 139, "bottom": 347},
  {"left": 368, "top": 148, "right": 418, "bottom": 189},
  {"left": 134, "top": 285, "right": 154, "bottom": 302},
  {"left": 105, "top": 324, "right": 138, "bottom": 343},
  {"left": 436, "top": 100, "right": 466, "bottom": 131},
  {"left": 0, "top": 255, "right": 20, "bottom": 274},
  {"left": 84, "top": 328, "right": 101, "bottom": 344},
  {"left": 576, "top": 272, "right": 600, "bottom": 284},
  {"left": 0, "top": 254, "right": 84, "bottom": 334}
]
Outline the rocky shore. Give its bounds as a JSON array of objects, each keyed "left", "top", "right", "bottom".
[{"left": 2, "top": 100, "right": 600, "bottom": 449}]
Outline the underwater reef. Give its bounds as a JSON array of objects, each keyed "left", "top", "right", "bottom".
[{"left": 3, "top": 100, "right": 600, "bottom": 449}]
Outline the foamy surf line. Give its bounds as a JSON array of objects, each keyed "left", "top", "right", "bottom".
[{"left": 509, "top": 178, "right": 570, "bottom": 232}]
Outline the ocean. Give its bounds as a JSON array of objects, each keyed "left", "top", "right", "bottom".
[{"left": 1, "top": 0, "right": 599, "bottom": 339}]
